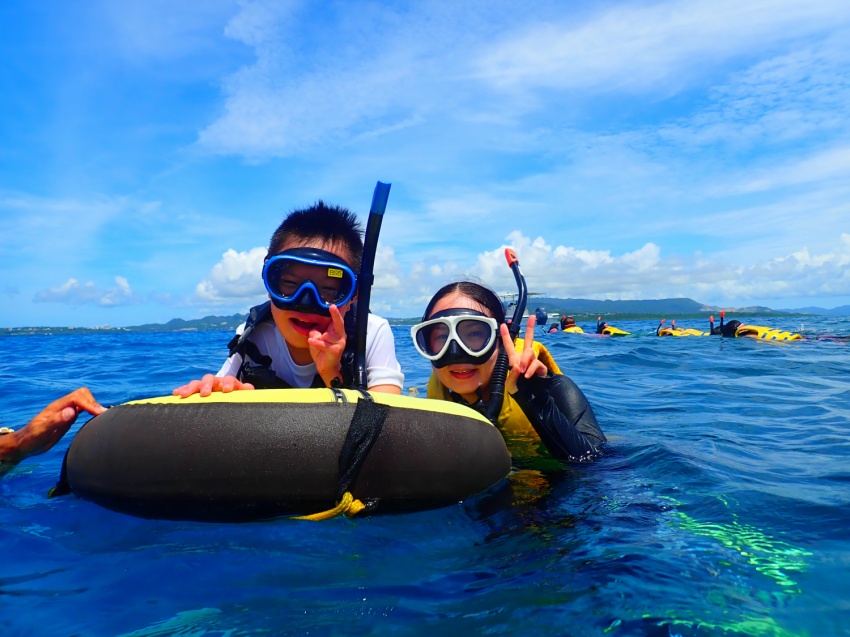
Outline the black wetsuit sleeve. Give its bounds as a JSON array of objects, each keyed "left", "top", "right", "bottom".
[{"left": 511, "top": 373, "right": 606, "bottom": 461}]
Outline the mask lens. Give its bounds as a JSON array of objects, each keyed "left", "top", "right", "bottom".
[
  {"left": 415, "top": 322, "right": 450, "bottom": 357},
  {"left": 456, "top": 318, "right": 494, "bottom": 353},
  {"left": 264, "top": 254, "right": 355, "bottom": 307}
]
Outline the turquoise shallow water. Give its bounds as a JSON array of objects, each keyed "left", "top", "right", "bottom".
[{"left": 1, "top": 317, "right": 849, "bottom": 636}]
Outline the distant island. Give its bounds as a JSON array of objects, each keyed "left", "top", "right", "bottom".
[
  {"left": 2, "top": 313, "right": 248, "bottom": 336},
  {"left": 3, "top": 298, "right": 848, "bottom": 336}
]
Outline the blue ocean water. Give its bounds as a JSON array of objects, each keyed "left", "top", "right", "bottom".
[{"left": 1, "top": 317, "right": 849, "bottom": 636}]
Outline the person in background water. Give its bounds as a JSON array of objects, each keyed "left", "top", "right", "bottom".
[
  {"left": 714, "top": 311, "right": 802, "bottom": 340},
  {"left": 411, "top": 281, "right": 605, "bottom": 461},
  {"left": 559, "top": 315, "right": 585, "bottom": 334},
  {"left": 175, "top": 202, "right": 403, "bottom": 397},
  {"left": 0, "top": 388, "right": 105, "bottom": 477}
]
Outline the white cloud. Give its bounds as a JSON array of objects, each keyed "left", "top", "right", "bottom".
[
  {"left": 197, "top": 1, "right": 436, "bottom": 158},
  {"left": 0, "top": 191, "right": 163, "bottom": 260},
  {"left": 99, "top": 0, "right": 241, "bottom": 62},
  {"left": 731, "top": 146, "right": 850, "bottom": 195},
  {"left": 372, "top": 245, "right": 402, "bottom": 290},
  {"left": 223, "top": 0, "right": 301, "bottom": 47},
  {"left": 656, "top": 39, "right": 850, "bottom": 150},
  {"left": 457, "top": 231, "right": 850, "bottom": 305},
  {"left": 33, "top": 277, "right": 136, "bottom": 307},
  {"left": 0, "top": 192, "right": 119, "bottom": 230},
  {"left": 195, "top": 247, "right": 267, "bottom": 304},
  {"left": 475, "top": 0, "right": 850, "bottom": 94}
]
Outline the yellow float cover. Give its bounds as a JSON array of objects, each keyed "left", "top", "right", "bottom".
[{"left": 735, "top": 325, "right": 803, "bottom": 341}]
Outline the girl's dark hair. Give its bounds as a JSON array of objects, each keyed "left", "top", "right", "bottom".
[
  {"left": 267, "top": 200, "right": 364, "bottom": 272},
  {"left": 422, "top": 281, "right": 506, "bottom": 323}
]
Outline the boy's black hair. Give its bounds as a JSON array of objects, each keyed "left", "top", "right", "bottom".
[
  {"left": 422, "top": 281, "right": 506, "bottom": 324},
  {"left": 267, "top": 201, "right": 364, "bottom": 272}
]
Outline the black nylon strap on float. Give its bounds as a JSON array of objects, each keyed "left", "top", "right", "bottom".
[
  {"left": 334, "top": 394, "right": 389, "bottom": 503},
  {"left": 323, "top": 181, "right": 392, "bottom": 511}
]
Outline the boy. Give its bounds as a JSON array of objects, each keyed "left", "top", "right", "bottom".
[{"left": 174, "top": 202, "right": 403, "bottom": 397}]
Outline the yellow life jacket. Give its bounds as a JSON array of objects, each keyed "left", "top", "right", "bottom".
[
  {"left": 563, "top": 325, "right": 584, "bottom": 333},
  {"left": 600, "top": 325, "right": 630, "bottom": 336},
  {"left": 657, "top": 326, "right": 709, "bottom": 337},
  {"left": 734, "top": 325, "right": 803, "bottom": 341},
  {"left": 426, "top": 340, "right": 562, "bottom": 455}
]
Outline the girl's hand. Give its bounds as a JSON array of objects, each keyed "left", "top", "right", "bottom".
[
  {"left": 500, "top": 316, "right": 548, "bottom": 394},
  {"left": 173, "top": 374, "right": 254, "bottom": 398},
  {"left": 308, "top": 304, "right": 347, "bottom": 387}
]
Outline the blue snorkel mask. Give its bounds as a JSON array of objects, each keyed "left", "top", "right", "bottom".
[{"left": 262, "top": 247, "right": 358, "bottom": 317}]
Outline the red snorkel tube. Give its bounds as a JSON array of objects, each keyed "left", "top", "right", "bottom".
[{"left": 484, "top": 248, "right": 528, "bottom": 424}]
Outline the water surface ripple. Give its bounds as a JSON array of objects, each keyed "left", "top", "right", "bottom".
[{"left": 2, "top": 317, "right": 849, "bottom": 636}]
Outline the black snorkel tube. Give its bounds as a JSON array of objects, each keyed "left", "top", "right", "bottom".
[
  {"left": 484, "top": 248, "right": 527, "bottom": 425},
  {"left": 353, "top": 181, "right": 392, "bottom": 391}
]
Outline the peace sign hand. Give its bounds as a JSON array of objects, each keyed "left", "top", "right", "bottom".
[
  {"left": 308, "top": 304, "right": 348, "bottom": 387},
  {"left": 500, "top": 315, "right": 548, "bottom": 395}
]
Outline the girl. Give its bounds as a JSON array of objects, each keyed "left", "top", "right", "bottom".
[{"left": 411, "top": 282, "right": 605, "bottom": 461}]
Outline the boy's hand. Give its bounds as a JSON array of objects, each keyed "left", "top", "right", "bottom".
[
  {"left": 308, "top": 304, "right": 347, "bottom": 387},
  {"left": 173, "top": 374, "right": 255, "bottom": 398},
  {"left": 500, "top": 316, "right": 548, "bottom": 395}
]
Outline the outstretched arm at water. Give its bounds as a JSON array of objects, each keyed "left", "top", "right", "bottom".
[{"left": 0, "top": 388, "right": 106, "bottom": 474}]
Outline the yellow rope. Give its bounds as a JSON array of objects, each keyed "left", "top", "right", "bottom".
[{"left": 293, "top": 491, "right": 366, "bottom": 521}]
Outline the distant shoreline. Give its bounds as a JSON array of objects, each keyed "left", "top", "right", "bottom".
[
  {"left": 2, "top": 311, "right": 823, "bottom": 336},
  {"left": 0, "top": 326, "right": 239, "bottom": 336},
  {"left": 5, "top": 296, "right": 845, "bottom": 335}
]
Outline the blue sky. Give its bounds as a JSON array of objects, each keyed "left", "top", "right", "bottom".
[{"left": 2, "top": 0, "right": 849, "bottom": 327}]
